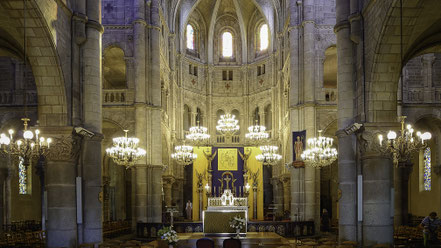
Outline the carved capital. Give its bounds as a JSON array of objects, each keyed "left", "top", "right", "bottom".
[
  {"left": 163, "top": 175, "right": 175, "bottom": 187},
  {"left": 357, "top": 122, "right": 400, "bottom": 159},
  {"left": 40, "top": 127, "right": 81, "bottom": 162}
]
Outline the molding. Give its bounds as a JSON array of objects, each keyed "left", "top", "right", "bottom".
[{"left": 87, "top": 20, "right": 105, "bottom": 33}]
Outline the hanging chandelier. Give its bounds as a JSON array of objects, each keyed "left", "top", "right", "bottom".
[
  {"left": 301, "top": 130, "right": 337, "bottom": 168},
  {"left": 186, "top": 121, "right": 210, "bottom": 145},
  {"left": 216, "top": 113, "right": 239, "bottom": 136},
  {"left": 256, "top": 145, "right": 282, "bottom": 166},
  {"left": 106, "top": 130, "right": 146, "bottom": 168},
  {"left": 0, "top": 118, "right": 51, "bottom": 166},
  {"left": 378, "top": 116, "right": 431, "bottom": 166},
  {"left": 245, "top": 120, "right": 269, "bottom": 143},
  {"left": 171, "top": 144, "right": 197, "bottom": 166}
]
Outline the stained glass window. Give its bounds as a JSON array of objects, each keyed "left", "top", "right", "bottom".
[
  {"left": 18, "top": 157, "right": 27, "bottom": 194},
  {"left": 260, "top": 24, "right": 269, "bottom": 51},
  {"left": 222, "top": 32, "right": 233, "bottom": 57},
  {"left": 186, "top": 24, "right": 195, "bottom": 50},
  {"left": 423, "top": 147, "right": 431, "bottom": 191}
]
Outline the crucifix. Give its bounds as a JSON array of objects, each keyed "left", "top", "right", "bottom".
[
  {"left": 224, "top": 176, "right": 231, "bottom": 190},
  {"left": 165, "top": 206, "right": 179, "bottom": 227}
]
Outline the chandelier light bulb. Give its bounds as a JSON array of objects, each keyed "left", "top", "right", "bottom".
[
  {"left": 387, "top": 131, "right": 397, "bottom": 140},
  {"left": 23, "top": 130, "right": 34, "bottom": 139}
]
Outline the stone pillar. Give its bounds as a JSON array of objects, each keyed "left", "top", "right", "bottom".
[
  {"left": 289, "top": 0, "right": 304, "bottom": 223},
  {"left": 82, "top": 0, "right": 104, "bottom": 243},
  {"left": 163, "top": 176, "right": 175, "bottom": 207},
  {"left": 359, "top": 128, "right": 394, "bottom": 246},
  {"left": 45, "top": 129, "right": 80, "bottom": 248},
  {"left": 335, "top": 0, "right": 357, "bottom": 242},
  {"left": 146, "top": 0, "right": 163, "bottom": 223},
  {"left": 81, "top": 134, "right": 103, "bottom": 243},
  {"left": 133, "top": 0, "right": 148, "bottom": 225},
  {"left": 148, "top": 166, "right": 163, "bottom": 223},
  {"left": 394, "top": 164, "right": 411, "bottom": 226},
  {"left": 0, "top": 168, "right": 7, "bottom": 230},
  {"left": 282, "top": 176, "right": 291, "bottom": 213}
]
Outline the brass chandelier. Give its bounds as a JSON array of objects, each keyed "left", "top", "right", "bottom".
[
  {"left": 0, "top": 118, "right": 52, "bottom": 166},
  {"left": 245, "top": 120, "right": 269, "bottom": 143},
  {"left": 186, "top": 121, "right": 210, "bottom": 145},
  {"left": 378, "top": 116, "right": 431, "bottom": 166},
  {"left": 301, "top": 130, "right": 337, "bottom": 168},
  {"left": 106, "top": 130, "right": 146, "bottom": 168},
  {"left": 256, "top": 145, "right": 282, "bottom": 166},
  {"left": 216, "top": 113, "right": 239, "bottom": 136},
  {"left": 171, "top": 144, "right": 197, "bottom": 166}
]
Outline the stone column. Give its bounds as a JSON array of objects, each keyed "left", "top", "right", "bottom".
[
  {"left": 163, "top": 176, "right": 175, "bottom": 207},
  {"left": 45, "top": 129, "right": 80, "bottom": 248},
  {"left": 289, "top": 0, "right": 305, "bottom": 222},
  {"left": 146, "top": 0, "right": 163, "bottom": 223},
  {"left": 282, "top": 176, "right": 291, "bottom": 213},
  {"left": 133, "top": 0, "right": 148, "bottom": 225},
  {"left": 81, "top": 134, "right": 103, "bottom": 243},
  {"left": 394, "top": 164, "right": 411, "bottom": 226},
  {"left": 359, "top": 127, "right": 394, "bottom": 246},
  {"left": 0, "top": 168, "right": 7, "bottom": 230},
  {"left": 335, "top": 0, "right": 357, "bottom": 242},
  {"left": 82, "top": 0, "right": 104, "bottom": 243},
  {"left": 303, "top": 0, "right": 319, "bottom": 229}
]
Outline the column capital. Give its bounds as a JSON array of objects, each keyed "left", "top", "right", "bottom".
[
  {"left": 163, "top": 175, "right": 175, "bottom": 186},
  {"left": 357, "top": 122, "right": 400, "bottom": 159},
  {"left": 38, "top": 126, "right": 81, "bottom": 162}
]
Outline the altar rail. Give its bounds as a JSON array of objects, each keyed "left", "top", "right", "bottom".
[{"left": 136, "top": 221, "right": 314, "bottom": 239}]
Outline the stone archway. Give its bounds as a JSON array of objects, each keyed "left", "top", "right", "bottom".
[
  {"left": 366, "top": 0, "right": 441, "bottom": 123},
  {"left": 0, "top": 0, "right": 68, "bottom": 127}
]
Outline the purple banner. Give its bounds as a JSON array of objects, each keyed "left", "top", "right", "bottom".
[{"left": 211, "top": 147, "right": 244, "bottom": 197}]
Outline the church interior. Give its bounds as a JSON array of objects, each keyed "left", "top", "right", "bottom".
[{"left": 0, "top": 0, "right": 440, "bottom": 247}]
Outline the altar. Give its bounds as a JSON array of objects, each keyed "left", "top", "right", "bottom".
[{"left": 203, "top": 189, "right": 248, "bottom": 235}]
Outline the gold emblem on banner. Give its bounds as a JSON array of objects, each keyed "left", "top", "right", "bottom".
[{"left": 218, "top": 148, "right": 238, "bottom": 171}]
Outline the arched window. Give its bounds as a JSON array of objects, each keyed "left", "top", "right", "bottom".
[
  {"left": 259, "top": 24, "right": 269, "bottom": 51},
  {"left": 18, "top": 156, "right": 32, "bottom": 195},
  {"left": 222, "top": 32, "right": 233, "bottom": 57},
  {"left": 186, "top": 24, "right": 195, "bottom": 50},
  {"left": 423, "top": 147, "right": 431, "bottom": 191}
]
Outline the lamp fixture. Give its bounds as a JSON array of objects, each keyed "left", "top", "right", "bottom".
[
  {"left": 245, "top": 120, "right": 269, "bottom": 143},
  {"left": 186, "top": 121, "right": 210, "bottom": 145},
  {"left": 0, "top": 118, "right": 51, "bottom": 166},
  {"left": 216, "top": 113, "right": 239, "bottom": 136},
  {"left": 378, "top": 116, "right": 431, "bottom": 166},
  {"left": 171, "top": 144, "right": 197, "bottom": 166},
  {"left": 256, "top": 145, "right": 282, "bottom": 166},
  {"left": 106, "top": 130, "right": 147, "bottom": 168},
  {"left": 301, "top": 130, "right": 337, "bottom": 168}
]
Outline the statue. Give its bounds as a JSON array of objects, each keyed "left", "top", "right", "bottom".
[
  {"left": 294, "top": 135, "right": 304, "bottom": 161},
  {"left": 203, "top": 149, "right": 217, "bottom": 171},
  {"left": 238, "top": 148, "right": 252, "bottom": 173},
  {"left": 185, "top": 200, "right": 192, "bottom": 220}
]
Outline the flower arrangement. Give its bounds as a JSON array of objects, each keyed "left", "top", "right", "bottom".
[
  {"left": 229, "top": 215, "right": 246, "bottom": 231},
  {"left": 158, "top": 226, "right": 179, "bottom": 245}
]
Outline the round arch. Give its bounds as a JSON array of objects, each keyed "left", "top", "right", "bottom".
[{"left": 0, "top": 1, "right": 68, "bottom": 127}]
